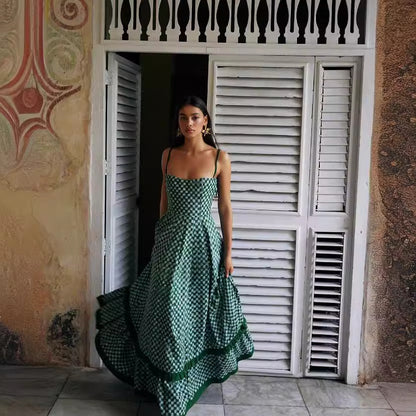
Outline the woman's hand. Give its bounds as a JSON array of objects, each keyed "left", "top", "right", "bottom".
[{"left": 224, "top": 254, "right": 234, "bottom": 278}]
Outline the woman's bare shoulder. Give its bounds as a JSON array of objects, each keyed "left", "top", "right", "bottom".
[
  {"left": 163, "top": 146, "right": 172, "bottom": 153},
  {"left": 218, "top": 148, "right": 230, "bottom": 163},
  {"left": 162, "top": 146, "right": 173, "bottom": 158},
  {"left": 161, "top": 147, "right": 172, "bottom": 171}
]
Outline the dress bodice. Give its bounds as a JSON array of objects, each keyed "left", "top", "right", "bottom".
[
  {"left": 160, "top": 146, "right": 221, "bottom": 224},
  {"left": 162, "top": 174, "right": 218, "bottom": 222}
]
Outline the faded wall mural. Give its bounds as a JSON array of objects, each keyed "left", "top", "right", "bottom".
[{"left": 0, "top": 0, "right": 91, "bottom": 364}]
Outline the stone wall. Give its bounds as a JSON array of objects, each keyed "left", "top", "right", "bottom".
[
  {"left": 0, "top": 0, "right": 91, "bottom": 365},
  {"left": 362, "top": 0, "right": 416, "bottom": 382}
]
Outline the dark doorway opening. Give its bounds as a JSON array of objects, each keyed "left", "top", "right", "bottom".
[{"left": 115, "top": 52, "right": 209, "bottom": 270}]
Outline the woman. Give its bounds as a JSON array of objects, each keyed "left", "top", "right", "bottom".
[{"left": 95, "top": 95, "right": 255, "bottom": 416}]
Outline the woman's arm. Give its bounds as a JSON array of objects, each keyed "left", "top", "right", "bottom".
[{"left": 217, "top": 150, "right": 234, "bottom": 278}]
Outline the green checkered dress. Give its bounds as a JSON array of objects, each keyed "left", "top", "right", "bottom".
[{"left": 95, "top": 147, "right": 255, "bottom": 416}]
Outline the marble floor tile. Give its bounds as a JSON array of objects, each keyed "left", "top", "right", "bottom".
[
  {"left": 321, "top": 380, "right": 380, "bottom": 390},
  {"left": 222, "top": 374, "right": 304, "bottom": 406},
  {"left": 299, "top": 383, "right": 334, "bottom": 407},
  {"left": 299, "top": 382, "right": 392, "bottom": 409},
  {"left": 224, "top": 404, "right": 309, "bottom": 416},
  {"left": 0, "top": 394, "right": 56, "bottom": 416},
  {"left": 187, "top": 404, "right": 224, "bottom": 415},
  {"left": 0, "top": 365, "right": 73, "bottom": 380},
  {"left": 194, "top": 383, "right": 223, "bottom": 404},
  {"left": 297, "top": 378, "right": 379, "bottom": 389},
  {"left": 379, "top": 382, "right": 416, "bottom": 412},
  {"left": 230, "top": 374, "right": 296, "bottom": 383},
  {"left": 138, "top": 402, "right": 224, "bottom": 415},
  {"left": 59, "top": 367, "right": 137, "bottom": 402},
  {"left": 0, "top": 375, "right": 68, "bottom": 397},
  {"left": 308, "top": 408, "right": 396, "bottom": 416},
  {"left": 48, "top": 398, "right": 139, "bottom": 416}
]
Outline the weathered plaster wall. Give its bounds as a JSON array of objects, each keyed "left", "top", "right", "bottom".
[
  {"left": 362, "top": 0, "right": 416, "bottom": 382},
  {"left": 0, "top": 1, "right": 91, "bottom": 365}
]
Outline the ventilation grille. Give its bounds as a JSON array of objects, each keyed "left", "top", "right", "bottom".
[
  {"left": 229, "top": 227, "right": 297, "bottom": 374},
  {"left": 306, "top": 232, "right": 345, "bottom": 376},
  {"left": 315, "top": 67, "right": 352, "bottom": 212},
  {"left": 214, "top": 64, "right": 305, "bottom": 212}
]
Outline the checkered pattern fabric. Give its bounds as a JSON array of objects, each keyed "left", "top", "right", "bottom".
[{"left": 95, "top": 148, "right": 255, "bottom": 416}]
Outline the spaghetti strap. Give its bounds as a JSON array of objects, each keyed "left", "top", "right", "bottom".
[
  {"left": 165, "top": 146, "right": 173, "bottom": 175},
  {"left": 213, "top": 148, "right": 220, "bottom": 177}
]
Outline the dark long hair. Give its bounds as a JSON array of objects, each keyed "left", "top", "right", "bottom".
[{"left": 170, "top": 95, "right": 219, "bottom": 149}]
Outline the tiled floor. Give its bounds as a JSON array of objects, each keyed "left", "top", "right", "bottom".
[{"left": 0, "top": 365, "right": 415, "bottom": 416}]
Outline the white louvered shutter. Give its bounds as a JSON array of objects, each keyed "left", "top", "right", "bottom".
[
  {"left": 105, "top": 53, "right": 141, "bottom": 292},
  {"left": 305, "top": 232, "right": 346, "bottom": 375},
  {"left": 208, "top": 56, "right": 314, "bottom": 375},
  {"left": 213, "top": 65, "right": 304, "bottom": 212},
  {"left": 305, "top": 61, "right": 359, "bottom": 377},
  {"left": 314, "top": 66, "right": 353, "bottom": 212}
]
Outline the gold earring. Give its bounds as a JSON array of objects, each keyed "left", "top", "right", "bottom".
[
  {"left": 176, "top": 128, "right": 181, "bottom": 136},
  {"left": 202, "top": 126, "right": 211, "bottom": 136}
]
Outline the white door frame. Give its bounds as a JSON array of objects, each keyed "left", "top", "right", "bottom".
[{"left": 88, "top": 1, "right": 377, "bottom": 384}]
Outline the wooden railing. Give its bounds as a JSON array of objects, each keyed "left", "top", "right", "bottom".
[{"left": 104, "top": 0, "right": 367, "bottom": 45}]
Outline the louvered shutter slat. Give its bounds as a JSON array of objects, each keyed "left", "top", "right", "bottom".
[
  {"left": 219, "top": 135, "right": 301, "bottom": 146},
  {"left": 254, "top": 333, "right": 291, "bottom": 343},
  {"left": 118, "top": 79, "right": 137, "bottom": 92},
  {"left": 117, "top": 121, "right": 137, "bottom": 131},
  {"left": 312, "top": 336, "right": 339, "bottom": 344},
  {"left": 313, "top": 320, "right": 339, "bottom": 328},
  {"left": 218, "top": 67, "right": 304, "bottom": 78},
  {"left": 118, "top": 103, "right": 138, "bottom": 115},
  {"left": 217, "top": 106, "right": 301, "bottom": 117},
  {"left": 217, "top": 115, "right": 300, "bottom": 127},
  {"left": 116, "top": 131, "right": 137, "bottom": 139},
  {"left": 117, "top": 95, "right": 136, "bottom": 107},
  {"left": 246, "top": 315, "right": 293, "bottom": 326},
  {"left": 217, "top": 78, "right": 303, "bottom": 89},
  {"left": 313, "top": 345, "right": 339, "bottom": 352},
  {"left": 117, "top": 113, "right": 137, "bottom": 124},
  {"left": 218, "top": 86, "right": 303, "bottom": 98}
]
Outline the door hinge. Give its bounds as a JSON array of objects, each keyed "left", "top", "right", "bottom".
[{"left": 104, "top": 160, "right": 109, "bottom": 175}]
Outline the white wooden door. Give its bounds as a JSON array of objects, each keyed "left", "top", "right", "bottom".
[
  {"left": 208, "top": 55, "right": 360, "bottom": 378},
  {"left": 105, "top": 53, "right": 141, "bottom": 292},
  {"left": 303, "top": 59, "right": 360, "bottom": 378},
  {"left": 208, "top": 56, "right": 314, "bottom": 376}
]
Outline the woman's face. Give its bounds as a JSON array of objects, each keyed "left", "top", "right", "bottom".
[{"left": 178, "top": 105, "right": 208, "bottom": 138}]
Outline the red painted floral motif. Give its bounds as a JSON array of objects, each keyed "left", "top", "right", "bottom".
[
  {"left": 0, "top": 0, "right": 88, "bottom": 162},
  {"left": 13, "top": 87, "right": 44, "bottom": 114}
]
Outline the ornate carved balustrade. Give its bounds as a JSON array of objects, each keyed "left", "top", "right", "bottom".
[{"left": 104, "top": 0, "right": 368, "bottom": 46}]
